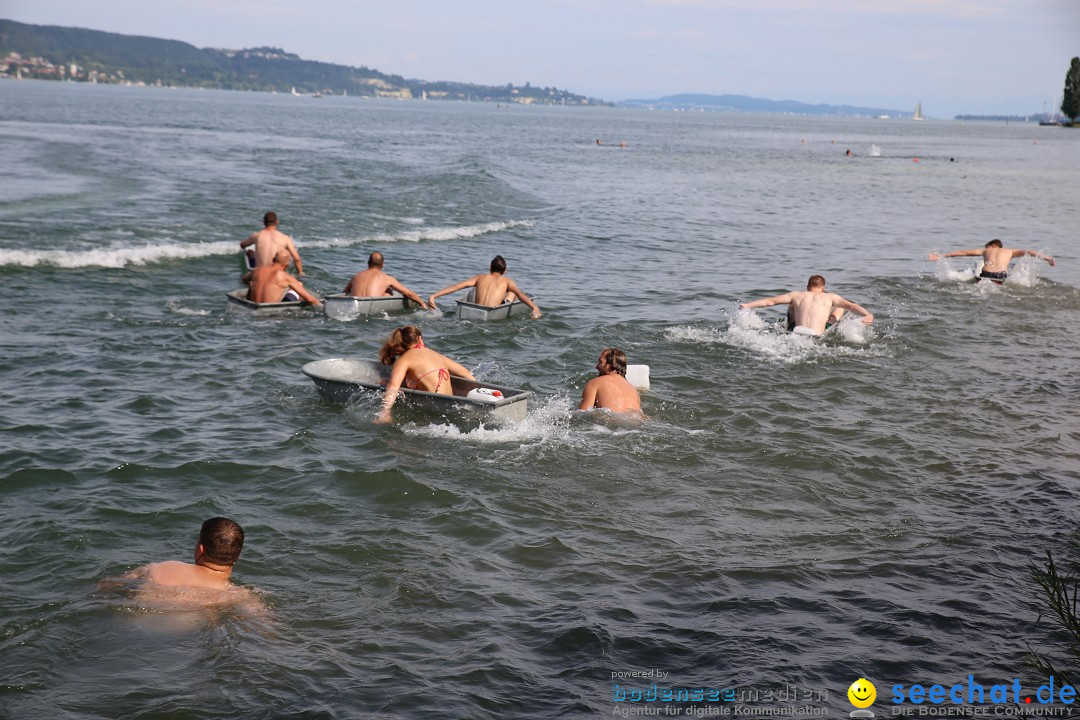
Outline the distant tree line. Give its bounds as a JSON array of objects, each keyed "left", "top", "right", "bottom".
[{"left": 0, "top": 19, "right": 608, "bottom": 106}]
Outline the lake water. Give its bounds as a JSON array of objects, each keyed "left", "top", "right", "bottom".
[{"left": 1, "top": 80, "right": 1079, "bottom": 719}]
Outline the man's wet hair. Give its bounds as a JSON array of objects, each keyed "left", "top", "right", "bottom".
[
  {"left": 369, "top": 252, "right": 385, "bottom": 268},
  {"left": 601, "top": 347, "right": 628, "bottom": 377},
  {"left": 199, "top": 517, "right": 245, "bottom": 566},
  {"left": 263, "top": 211, "right": 278, "bottom": 227},
  {"left": 985, "top": 239, "right": 1003, "bottom": 248},
  {"left": 491, "top": 255, "right": 507, "bottom": 274},
  {"left": 807, "top": 275, "right": 826, "bottom": 289}
]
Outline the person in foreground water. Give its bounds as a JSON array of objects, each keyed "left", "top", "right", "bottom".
[
  {"left": 928, "top": 239, "right": 1055, "bottom": 284},
  {"left": 344, "top": 251, "right": 430, "bottom": 309},
  {"left": 125, "top": 517, "right": 246, "bottom": 590},
  {"left": 239, "top": 211, "right": 305, "bottom": 275},
  {"left": 580, "top": 347, "right": 642, "bottom": 414},
  {"left": 116, "top": 517, "right": 264, "bottom": 613},
  {"left": 427, "top": 255, "right": 542, "bottom": 319},
  {"left": 739, "top": 274, "right": 873, "bottom": 336},
  {"left": 376, "top": 325, "right": 475, "bottom": 424}
]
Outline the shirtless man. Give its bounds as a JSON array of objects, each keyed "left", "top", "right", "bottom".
[
  {"left": 124, "top": 517, "right": 244, "bottom": 590},
  {"left": 343, "top": 251, "right": 430, "bottom": 309},
  {"left": 580, "top": 347, "right": 642, "bottom": 413},
  {"left": 427, "top": 255, "right": 541, "bottom": 319},
  {"left": 739, "top": 275, "right": 873, "bottom": 336},
  {"left": 245, "top": 250, "right": 322, "bottom": 307},
  {"left": 239, "top": 211, "right": 304, "bottom": 275},
  {"left": 929, "top": 239, "right": 1055, "bottom": 284}
]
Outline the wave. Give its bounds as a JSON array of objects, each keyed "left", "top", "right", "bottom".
[{"left": 0, "top": 220, "right": 534, "bottom": 269}]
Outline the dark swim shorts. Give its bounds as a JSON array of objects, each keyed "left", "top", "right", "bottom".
[{"left": 979, "top": 270, "right": 1008, "bottom": 283}]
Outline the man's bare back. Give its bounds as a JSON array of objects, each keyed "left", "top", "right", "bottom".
[
  {"left": 250, "top": 265, "right": 321, "bottom": 306},
  {"left": 345, "top": 268, "right": 395, "bottom": 297},
  {"left": 428, "top": 257, "right": 542, "bottom": 319},
  {"left": 740, "top": 275, "right": 873, "bottom": 335},
  {"left": 579, "top": 348, "right": 642, "bottom": 414},
  {"left": 342, "top": 252, "right": 429, "bottom": 308},
  {"left": 239, "top": 213, "right": 303, "bottom": 274},
  {"left": 135, "top": 560, "right": 232, "bottom": 590},
  {"left": 580, "top": 374, "right": 642, "bottom": 413},
  {"left": 110, "top": 517, "right": 265, "bottom": 614},
  {"left": 786, "top": 291, "right": 848, "bottom": 335},
  {"left": 248, "top": 228, "right": 300, "bottom": 269},
  {"left": 471, "top": 273, "right": 520, "bottom": 306},
  {"left": 344, "top": 268, "right": 429, "bottom": 308}
]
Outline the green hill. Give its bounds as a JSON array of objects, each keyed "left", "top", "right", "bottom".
[{"left": 0, "top": 19, "right": 605, "bottom": 105}]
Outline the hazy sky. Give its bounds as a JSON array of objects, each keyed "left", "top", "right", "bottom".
[{"left": 5, "top": 0, "right": 1078, "bottom": 116}]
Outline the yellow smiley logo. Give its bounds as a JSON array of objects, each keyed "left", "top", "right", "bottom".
[{"left": 848, "top": 678, "right": 877, "bottom": 708}]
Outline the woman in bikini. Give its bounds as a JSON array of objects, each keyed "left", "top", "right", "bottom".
[{"left": 375, "top": 325, "right": 476, "bottom": 424}]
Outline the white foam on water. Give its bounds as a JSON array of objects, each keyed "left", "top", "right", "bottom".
[
  {"left": 0, "top": 240, "right": 240, "bottom": 269},
  {"left": 404, "top": 394, "right": 574, "bottom": 445},
  {"left": 933, "top": 261, "right": 978, "bottom": 284},
  {"left": 0, "top": 220, "right": 534, "bottom": 269},
  {"left": 870, "top": 144, "right": 881, "bottom": 157},
  {"left": 165, "top": 299, "right": 211, "bottom": 317},
  {"left": 1004, "top": 256, "right": 1047, "bottom": 288},
  {"left": 666, "top": 309, "right": 875, "bottom": 364},
  {"left": 931, "top": 255, "right": 1049, "bottom": 290}
]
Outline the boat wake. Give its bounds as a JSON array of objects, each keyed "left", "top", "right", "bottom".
[
  {"left": 665, "top": 309, "right": 877, "bottom": 364},
  {"left": 0, "top": 220, "right": 533, "bottom": 269},
  {"left": 931, "top": 256, "right": 1047, "bottom": 289},
  {"left": 404, "top": 394, "right": 575, "bottom": 445}
]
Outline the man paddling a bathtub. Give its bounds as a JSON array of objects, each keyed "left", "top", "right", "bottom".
[
  {"left": 344, "top": 251, "right": 431, "bottom": 309},
  {"left": 427, "top": 255, "right": 541, "bottom": 319},
  {"left": 740, "top": 274, "right": 873, "bottom": 336},
  {"left": 240, "top": 211, "right": 305, "bottom": 276},
  {"left": 244, "top": 250, "right": 322, "bottom": 307}
]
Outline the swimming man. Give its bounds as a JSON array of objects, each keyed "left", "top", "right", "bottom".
[
  {"left": 344, "top": 252, "right": 430, "bottom": 309},
  {"left": 125, "top": 518, "right": 246, "bottom": 591},
  {"left": 427, "top": 255, "right": 541, "bottom": 319},
  {"left": 240, "top": 211, "right": 305, "bottom": 275},
  {"left": 929, "top": 239, "right": 1055, "bottom": 284},
  {"left": 740, "top": 275, "right": 873, "bottom": 336},
  {"left": 580, "top": 348, "right": 641, "bottom": 413}
]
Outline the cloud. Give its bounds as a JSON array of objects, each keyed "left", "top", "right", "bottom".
[{"left": 631, "top": 27, "right": 709, "bottom": 40}]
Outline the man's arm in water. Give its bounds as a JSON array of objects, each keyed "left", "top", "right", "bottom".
[
  {"left": 740, "top": 292, "right": 793, "bottom": 310},
  {"left": 831, "top": 295, "right": 873, "bottom": 324},
  {"left": 1014, "top": 249, "right": 1056, "bottom": 267},
  {"left": 388, "top": 278, "right": 432, "bottom": 310},
  {"left": 428, "top": 276, "right": 479, "bottom": 308},
  {"left": 579, "top": 378, "right": 600, "bottom": 411},
  {"left": 284, "top": 237, "right": 304, "bottom": 276},
  {"left": 928, "top": 249, "right": 982, "bottom": 261},
  {"left": 287, "top": 276, "right": 322, "bottom": 308},
  {"left": 504, "top": 279, "right": 541, "bottom": 319}
]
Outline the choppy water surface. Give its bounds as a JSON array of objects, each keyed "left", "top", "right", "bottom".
[{"left": 2, "top": 81, "right": 1079, "bottom": 719}]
